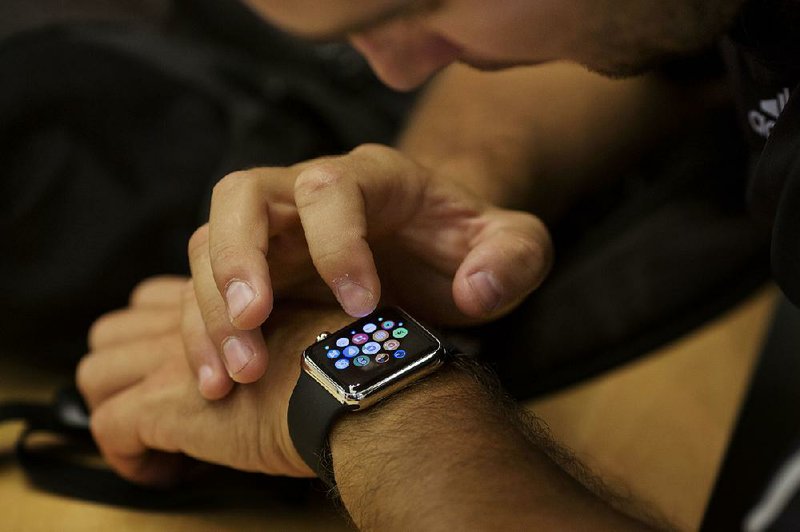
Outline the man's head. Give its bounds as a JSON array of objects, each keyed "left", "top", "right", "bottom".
[{"left": 245, "top": 0, "right": 746, "bottom": 90}]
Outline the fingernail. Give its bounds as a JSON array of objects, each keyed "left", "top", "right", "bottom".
[
  {"left": 222, "top": 337, "right": 254, "bottom": 376},
  {"left": 226, "top": 280, "right": 255, "bottom": 321},
  {"left": 198, "top": 364, "right": 214, "bottom": 395},
  {"left": 334, "top": 278, "right": 375, "bottom": 317},
  {"left": 468, "top": 271, "right": 502, "bottom": 313}
]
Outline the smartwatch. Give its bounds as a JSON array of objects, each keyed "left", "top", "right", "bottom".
[{"left": 287, "top": 307, "right": 449, "bottom": 484}]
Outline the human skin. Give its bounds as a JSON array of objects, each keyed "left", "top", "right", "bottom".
[
  {"left": 77, "top": 1, "right": 744, "bottom": 527},
  {"left": 78, "top": 276, "right": 663, "bottom": 530},
  {"left": 185, "top": 0, "right": 737, "bottom": 396},
  {"left": 247, "top": 0, "right": 746, "bottom": 88},
  {"left": 186, "top": 145, "right": 553, "bottom": 399}
]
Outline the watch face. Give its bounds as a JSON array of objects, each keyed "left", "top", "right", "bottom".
[{"left": 305, "top": 307, "right": 440, "bottom": 396}]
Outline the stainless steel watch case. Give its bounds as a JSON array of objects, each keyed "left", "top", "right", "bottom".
[{"left": 301, "top": 316, "right": 446, "bottom": 410}]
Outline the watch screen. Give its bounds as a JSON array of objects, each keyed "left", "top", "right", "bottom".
[{"left": 306, "top": 307, "right": 440, "bottom": 392}]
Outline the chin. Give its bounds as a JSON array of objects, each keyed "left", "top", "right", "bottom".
[
  {"left": 455, "top": 44, "right": 681, "bottom": 80},
  {"left": 583, "top": 62, "right": 653, "bottom": 79},
  {"left": 579, "top": 48, "right": 680, "bottom": 79},
  {"left": 459, "top": 54, "right": 651, "bottom": 79}
]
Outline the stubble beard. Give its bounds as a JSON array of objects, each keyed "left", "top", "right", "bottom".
[{"left": 574, "top": 0, "right": 747, "bottom": 78}]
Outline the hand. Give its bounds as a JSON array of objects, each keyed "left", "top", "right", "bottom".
[
  {"left": 78, "top": 276, "right": 352, "bottom": 485},
  {"left": 190, "top": 143, "right": 553, "bottom": 397}
]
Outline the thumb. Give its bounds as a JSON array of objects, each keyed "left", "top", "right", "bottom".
[{"left": 452, "top": 210, "right": 553, "bottom": 320}]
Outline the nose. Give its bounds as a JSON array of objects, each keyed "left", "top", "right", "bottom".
[{"left": 349, "top": 21, "right": 462, "bottom": 91}]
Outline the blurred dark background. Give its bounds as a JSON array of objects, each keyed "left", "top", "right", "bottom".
[
  {"left": 0, "top": 1, "right": 771, "bottom": 401},
  {"left": 0, "top": 0, "right": 414, "bottom": 367}
]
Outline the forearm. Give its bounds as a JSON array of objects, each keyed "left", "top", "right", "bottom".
[
  {"left": 398, "top": 63, "right": 727, "bottom": 220},
  {"left": 330, "top": 361, "right": 666, "bottom": 531}
]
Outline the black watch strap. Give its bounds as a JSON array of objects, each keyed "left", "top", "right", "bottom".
[{"left": 288, "top": 371, "right": 356, "bottom": 485}]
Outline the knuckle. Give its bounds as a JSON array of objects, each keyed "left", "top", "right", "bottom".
[
  {"left": 525, "top": 214, "right": 551, "bottom": 242},
  {"left": 181, "top": 322, "right": 211, "bottom": 363},
  {"left": 181, "top": 279, "right": 196, "bottom": 305},
  {"left": 350, "top": 143, "right": 390, "bottom": 159},
  {"left": 208, "top": 240, "right": 244, "bottom": 272},
  {"left": 203, "top": 304, "right": 233, "bottom": 340},
  {"left": 311, "top": 244, "right": 354, "bottom": 271},
  {"left": 507, "top": 210, "right": 543, "bottom": 233},
  {"left": 139, "top": 403, "right": 170, "bottom": 451},
  {"left": 75, "top": 355, "right": 97, "bottom": 403},
  {"left": 182, "top": 340, "right": 207, "bottom": 370},
  {"left": 294, "top": 164, "right": 346, "bottom": 203},
  {"left": 127, "top": 278, "right": 161, "bottom": 306},
  {"left": 505, "top": 231, "right": 553, "bottom": 280},
  {"left": 187, "top": 224, "right": 210, "bottom": 262},
  {"left": 514, "top": 234, "right": 546, "bottom": 263},
  {"left": 350, "top": 143, "right": 418, "bottom": 179},
  {"left": 86, "top": 320, "right": 104, "bottom": 351},
  {"left": 89, "top": 404, "right": 113, "bottom": 444},
  {"left": 128, "top": 276, "right": 188, "bottom": 308},
  {"left": 507, "top": 213, "right": 553, "bottom": 258},
  {"left": 87, "top": 311, "right": 119, "bottom": 350},
  {"left": 505, "top": 224, "right": 544, "bottom": 258},
  {"left": 212, "top": 170, "right": 257, "bottom": 198},
  {"left": 530, "top": 227, "right": 554, "bottom": 267}
]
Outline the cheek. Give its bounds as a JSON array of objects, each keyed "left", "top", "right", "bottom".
[{"left": 427, "top": 0, "right": 577, "bottom": 62}]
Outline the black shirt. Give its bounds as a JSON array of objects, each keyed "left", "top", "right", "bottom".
[
  {"left": 709, "top": 3, "right": 800, "bottom": 528},
  {"left": 723, "top": 0, "right": 800, "bottom": 307}
]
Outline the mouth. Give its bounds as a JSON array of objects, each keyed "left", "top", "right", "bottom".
[
  {"left": 459, "top": 56, "right": 546, "bottom": 72},
  {"left": 455, "top": 48, "right": 548, "bottom": 71}
]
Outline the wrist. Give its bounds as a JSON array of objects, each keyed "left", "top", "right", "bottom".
[
  {"left": 262, "top": 306, "right": 354, "bottom": 477},
  {"left": 329, "top": 361, "right": 478, "bottom": 449},
  {"left": 284, "top": 306, "right": 448, "bottom": 483},
  {"left": 329, "top": 360, "right": 491, "bottom": 526}
]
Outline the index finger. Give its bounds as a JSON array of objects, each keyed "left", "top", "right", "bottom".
[{"left": 292, "top": 145, "right": 428, "bottom": 317}]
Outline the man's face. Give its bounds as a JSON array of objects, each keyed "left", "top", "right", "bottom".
[{"left": 246, "top": 0, "right": 745, "bottom": 90}]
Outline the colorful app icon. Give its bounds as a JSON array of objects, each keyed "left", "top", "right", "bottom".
[
  {"left": 383, "top": 339, "right": 400, "bottom": 351},
  {"left": 362, "top": 342, "right": 381, "bottom": 355},
  {"left": 373, "top": 330, "right": 390, "bottom": 342},
  {"left": 375, "top": 353, "right": 390, "bottom": 364},
  {"left": 382, "top": 320, "right": 395, "bottom": 329},
  {"left": 362, "top": 323, "right": 377, "bottom": 333},
  {"left": 344, "top": 346, "right": 360, "bottom": 358},
  {"left": 336, "top": 337, "right": 349, "bottom": 348},
  {"left": 352, "top": 333, "right": 369, "bottom": 345},
  {"left": 392, "top": 327, "right": 409, "bottom": 339},
  {"left": 393, "top": 350, "right": 407, "bottom": 359},
  {"left": 326, "top": 349, "right": 341, "bottom": 359},
  {"left": 353, "top": 355, "right": 370, "bottom": 367},
  {"left": 335, "top": 359, "right": 350, "bottom": 370}
]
